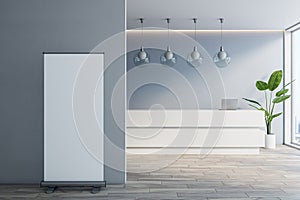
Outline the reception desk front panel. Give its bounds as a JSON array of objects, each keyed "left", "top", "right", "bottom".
[{"left": 126, "top": 110, "right": 265, "bottom": 154}]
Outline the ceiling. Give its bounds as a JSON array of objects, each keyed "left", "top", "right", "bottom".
[{"left": 127, "top": 0, "right": 300, "bottom": 30}]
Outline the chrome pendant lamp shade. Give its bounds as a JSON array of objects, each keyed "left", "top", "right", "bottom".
[
  {"left": 187, "top": 18, "right": 202, "bottom": 67},
  {"left": 134, "top": 46, "right": 149, "bottom": 66},
  {"left": 213, "top": 18, "right": 230, "bottom": 68},
  {"left": 160, "top": 18, "right": 177, "bottom": 66},
  {"left": 134, "top": 18, "right": 150, "bottom": 66}
]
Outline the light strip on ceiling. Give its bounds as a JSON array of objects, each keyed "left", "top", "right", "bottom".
[{"left": 126, "top": 29, "right": 284, "bottom": 33}]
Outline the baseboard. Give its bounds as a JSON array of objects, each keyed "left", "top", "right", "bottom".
[{"left": 126, "top": 147, "right": 260, "bottom": 155}]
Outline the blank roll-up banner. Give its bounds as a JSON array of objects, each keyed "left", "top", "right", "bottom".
[{"left": 42, "top": 53, "right": 105, "bottom": 188}]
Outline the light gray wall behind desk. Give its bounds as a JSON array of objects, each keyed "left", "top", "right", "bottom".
[
  {"left": 0, "top": 0, "right": 125, "bottom": 184},
  {"left": 127, "top": 31, "right": 284, "bottom": 144}
]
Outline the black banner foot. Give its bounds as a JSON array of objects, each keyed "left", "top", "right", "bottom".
[
  {"left": 91, "top": 186, "right": 101, "bottom": 194},
  {"left": 46, "top": 186, "right": 56, "bottom": 194}
]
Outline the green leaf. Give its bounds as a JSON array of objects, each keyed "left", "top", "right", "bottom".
[
  {"left": 247, "top": 104, "right": 270, "bottom": 116},
  {"left": 276, "top": 79, "right": 295, "bottom": 93},
  {"left": 260, "top": 107, "right": 270, "bottom": 117},
  {"left": 282, "top": 79, "right": 295, "bottom": 89},
  {"left": 248, "top": 104, "right": 260, "bottom": 110},
  {"left": 272, "top": 95, "right": 291, "bottom": 103},
  {"left": 268, "top": 70, "right": 282, "bottom": 91},
  {"left": 272, "top": 112, "right": 282, "bottom": 119},
  {"left": 276, "top": 89, "right": 289, "bottom": 97},
  {"left": 243, "top": 98, "right": 261, "bottom": 107},
  {"left": 256, "top": 81, "right": 268, "bottom": 91},
  {"left": 267, "top": 112, "right": 282, "bottom": 124}
]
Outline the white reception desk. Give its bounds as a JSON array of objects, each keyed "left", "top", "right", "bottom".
[{"left": 126, "top": 110, "right": 265, "bottom": 154}]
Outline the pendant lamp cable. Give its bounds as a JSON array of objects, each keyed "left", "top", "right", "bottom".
[
  {"left": 139, "top": 18, "right": 144, "bottom": 47},
  {"left": 193, "top": 18, "right": 197, "bottom": 41},
  {"left": 220, "top": 18, "right": 223, "bottom": 47},
  {"left": 167, "top": 18, "right": 170, "bottom": 45}
]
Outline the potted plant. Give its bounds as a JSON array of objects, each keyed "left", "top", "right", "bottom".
[{"left": 243, "top": 70, "right": 292, "bottom": 149}]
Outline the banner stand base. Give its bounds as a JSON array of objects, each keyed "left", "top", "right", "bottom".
[{"left": 40, "top": 181, "right": 106, "bottom": 194}]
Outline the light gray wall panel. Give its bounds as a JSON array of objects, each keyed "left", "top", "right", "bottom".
[{"left": 127, "top": 31, "right": 284, "bottom": 143}]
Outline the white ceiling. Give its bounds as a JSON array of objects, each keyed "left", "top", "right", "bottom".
[{"left": 127, "top": 0, "right": 300, "bottom": 30}]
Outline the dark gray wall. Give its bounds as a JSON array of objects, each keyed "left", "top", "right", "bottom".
[{"left": 0, "top": 0, "right": 125, "bottom": 184}]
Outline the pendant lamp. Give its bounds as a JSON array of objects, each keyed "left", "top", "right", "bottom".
[
  {"left": 187, "top": 18, "right": 202, "bottom": 67},
  {"left": 213, "top": 18, "right": 230, "bottom": 68},
  {"left": 160, "top": 18, "right": 177, "bottom": 66},
  {"left": 134, "top": 18, "right": 150, "bottom": 66}
]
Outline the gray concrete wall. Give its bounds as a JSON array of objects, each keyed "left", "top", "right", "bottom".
[{"left": 0, "top": 0, "right": 125, "bottom": 184}]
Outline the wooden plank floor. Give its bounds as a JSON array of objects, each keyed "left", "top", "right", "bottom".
[{"left": 1, "top": 145, "right": 300, "bottom": 199}]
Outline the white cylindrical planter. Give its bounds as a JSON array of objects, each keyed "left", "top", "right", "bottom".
[{"left": 265, "top": 134, "right": 276, "bottom": 149}]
